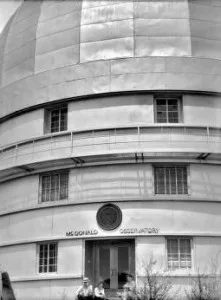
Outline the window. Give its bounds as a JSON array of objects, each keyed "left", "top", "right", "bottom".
[
  {"left": 167, "top": 238, "right": 192, "bottom": 270},
  {"left": 38, "top": 243, "right": 58, "bottom": 273},
  {"left": 45, "top": 104, "right": 67, "bottom": 133},
  {"left": 154, "top": 166, "right": 188, "bottom": 195},
  {"left": 155, "top": 97, "right": 181, "bottom": 123},
  {"left": 40, "top": 171, "right": 69, "bottom": 202}
]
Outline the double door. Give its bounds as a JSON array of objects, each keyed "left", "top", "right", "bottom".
[{"left": 85, "top": 240, "right": 135, "bottom": 290}]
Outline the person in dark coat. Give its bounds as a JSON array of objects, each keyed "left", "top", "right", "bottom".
[{"left": 1, "top": 272, "right": 16, "bottom": 300}]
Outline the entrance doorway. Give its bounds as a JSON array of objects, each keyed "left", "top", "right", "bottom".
[{"left": 85, "top": 240, "right": 135, "bottom": 291}]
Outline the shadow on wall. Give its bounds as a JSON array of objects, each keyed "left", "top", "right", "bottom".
[{"left": 0, "top": 272, "right": 16, "bottom": 300}]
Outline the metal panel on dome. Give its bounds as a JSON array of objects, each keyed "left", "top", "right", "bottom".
[
  {"left": 0, "top": 15, "right": 14, "bottom": 87},
  {"left": 190, "top": 0, "right": 221, "bottom": 6},
  {"left": 111, "top": 72, "right": 167, "bottom": 91},
  {"left": 189, "top": 2, "right": 221, "bottom": 61},
  {"left": 134, "top": 0, "right": 189, "bottom": 19},
  {"left": 35, "top": 0, "right": 82, "bottom": 73},
  {"left": 165, "top": 57, "right": 221, "bottom": 76},
  {"left": 191, "top": 38, "right": 221, "bottom": 61},
  {"left": 1, "top": 0, "right": 221, "bottom": 118},
  {"left": 37, "top": 11, "right": 81, "bottom": 39},
  {"left": 48, "top": 60, "right": 110, "bottom": 85},
  {"left": 189, "top": 1, "right": 221, "bottom": 22},
  {"left": 81, "top": 19, "right": 133, "bottom": 43},
  {"left": 80, "top": 1, "right": 134, "bottom": 62},
  {"left": 2, "top": 1, "right": 42, "bottom": 86},
  {"left": 3, "top": 59, "right": 35, "bottom": 87},
  {"left": 80, "top": 38, "right": 134, "bottom": 62},
  {"left": 135, "top": 37, "right": 191, "bottom": 57},
  {"left": 111, "top": 57, "right": 166, "bottom": 74},
  {"left": 36, "top": 28, "right": 80, "bottom": 55},
  {"left": 134, "top": 0, "right": 191, "bottom": 57},
  {"left": 39, "top": 0, "right": 82, "bottom": 22}
]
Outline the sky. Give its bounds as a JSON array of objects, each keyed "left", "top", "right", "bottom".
[{"left": 0, "top": 0, "right": 22, "bottom": 33}]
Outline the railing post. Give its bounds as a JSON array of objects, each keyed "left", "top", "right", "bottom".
[
  {"left": 50, "top": 135, "right": 53, "bottom": 152},
  {"left": 108, "top": 129, "right": 111, "bottom": 150},
  {"left": 138, "top": 126, "right": 140, "bottom": 145},
  {"left": 32, "top": 140, "right": 35, "bottom": 160},
  {"left": 92, "top": 130, "right": 94, "bottom": 146},
  {"left": 15, "top": 144, "right": 18, "bottom": 163},
  {"left": 207, "top": 127, "right": 210, "bottom": 143},
  {"left": 71, "top": 131, "right": 73, "bottom": 155}
]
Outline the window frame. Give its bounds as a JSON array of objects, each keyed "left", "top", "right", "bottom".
[
  {"left": 44, "top": 104, "right": 68, "bottom": 134},
  {"left": 154, "top": 96, "right": 183, "bottom": 124},
  {"left": 39, "top": 170, "right": 69, "bottom": 203},
  {"left": 153, "top": 164, "right": 189, "bottom": 195},
  {"left": 166, "top": 237, "right": 193, "bottom": 271},
  {"left": 37, "top": 242, "right": 58, "bottom": 274}
]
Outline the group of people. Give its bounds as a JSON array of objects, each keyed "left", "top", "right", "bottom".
[
  {"left": 76, "top": 274, "right": 137, "bottom": 300},
  {"left": 76, "top": 278, "right": 104, "bottom": 300}
]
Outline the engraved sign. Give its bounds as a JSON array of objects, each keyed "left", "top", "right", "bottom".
[{"left": 96, "top": 204, "right": 122, "bottom": 231}]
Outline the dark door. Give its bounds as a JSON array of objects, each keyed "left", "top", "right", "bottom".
[{"left": 85, "top": 240, "right": 135, "bottom": 291}]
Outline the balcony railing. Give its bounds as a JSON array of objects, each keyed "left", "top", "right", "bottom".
[{"left": 1, "top": 125, "right": 221, "bottom": 171}]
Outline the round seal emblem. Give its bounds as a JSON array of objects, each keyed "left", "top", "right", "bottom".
[{"left": 96, "top": 204, "right": 122, "bottom": 231}]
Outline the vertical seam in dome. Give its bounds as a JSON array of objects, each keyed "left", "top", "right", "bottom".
[
  {"left": 187, "top": 0, "right": 192, "bottom": 57},
  {"left": 34, "top": 1, "right": 44, "bottom": 75},
  {"left": 132, "top": 0, "right": 135, "bottom": 58},
  {"left": 79, "top": 0, "right": 83, "bottom": 65},
  {"left": 0, "top": 12, "right": 17, "bottom": 88},
  {"left": 79, "top": 0, "right": 83, "bottom": 64}
]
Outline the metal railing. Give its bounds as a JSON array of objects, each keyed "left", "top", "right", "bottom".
[{"left": 0, "top": 125, "right": 221, "bottom": 171}]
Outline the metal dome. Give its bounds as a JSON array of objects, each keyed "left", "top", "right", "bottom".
[{"left": 0, "top": 0, "right": 221, "bottom": 119}]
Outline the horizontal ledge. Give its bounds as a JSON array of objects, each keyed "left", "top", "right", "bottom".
[
  {"left": 137, "top": 273, "right": 221, "bottom": 278},
  {"left": 1, "top": 233, "right": 221, "bottom": 249},
  {"left": 11, "top": 273, "right": 221, "bottom": 283},
  {"left": 2, "top": 156, "right": 221, "bottom": 183},
  {"left": 11, "top": 274, "right": 82, "bottom": 283},
  {"left": 0, "top": 197, "right": 221, "bottom": 217}
]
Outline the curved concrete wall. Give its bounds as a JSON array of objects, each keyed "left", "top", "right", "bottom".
[
  {"left": 1, "top": 1, "right": 221, "bottom": 118},
  {"left": 1, "top": 200, "right": 221, "bottom": 249},
  {"left": 1, "top": 94, "right": 221, "bottom": 148},
  {"left": 1, "top": 164, "right": 221, "bottom": 216}
]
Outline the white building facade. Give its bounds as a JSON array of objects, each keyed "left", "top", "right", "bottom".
[{"left": 0, "top": 0, "right": 221, "bottom": 299}]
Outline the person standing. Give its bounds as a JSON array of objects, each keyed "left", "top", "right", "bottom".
[{"left": 76, "top": 277, "right": 93, "bottom": 300}]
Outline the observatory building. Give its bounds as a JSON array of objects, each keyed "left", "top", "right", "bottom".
[{"left": 1, "top": 0, "right": 221, "bottom": 299}]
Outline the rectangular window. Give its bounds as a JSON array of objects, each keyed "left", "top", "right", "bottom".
[
  {"left": 45, "top": 105, "right": 67, "bottom": 133},
  {"left": 155, "top": 98, "right": 181, "bottom": 123},
  {"left": 167, "top": 238, "right": 192, "bottom": 270},
  {"left": 154, "top": 166, "right": 188, "bottom": 195},
  {"left": 40, "top": 171, "right": 69, "bottom": 202},
  {"left": 38, "top": 243, "right": 58, "bottom": 273}
]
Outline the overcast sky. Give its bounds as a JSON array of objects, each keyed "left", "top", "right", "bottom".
[{"left": 0, "top": 0, "right": 22, "bottom": 33}]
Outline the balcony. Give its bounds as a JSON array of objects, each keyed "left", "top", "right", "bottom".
[{"left": 1, "top": 125, "right": 221, "bottom": 176}]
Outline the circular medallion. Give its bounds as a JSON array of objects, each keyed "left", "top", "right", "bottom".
[{"left": 96, "top": 204, "right": 122, "bottom": 231}]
